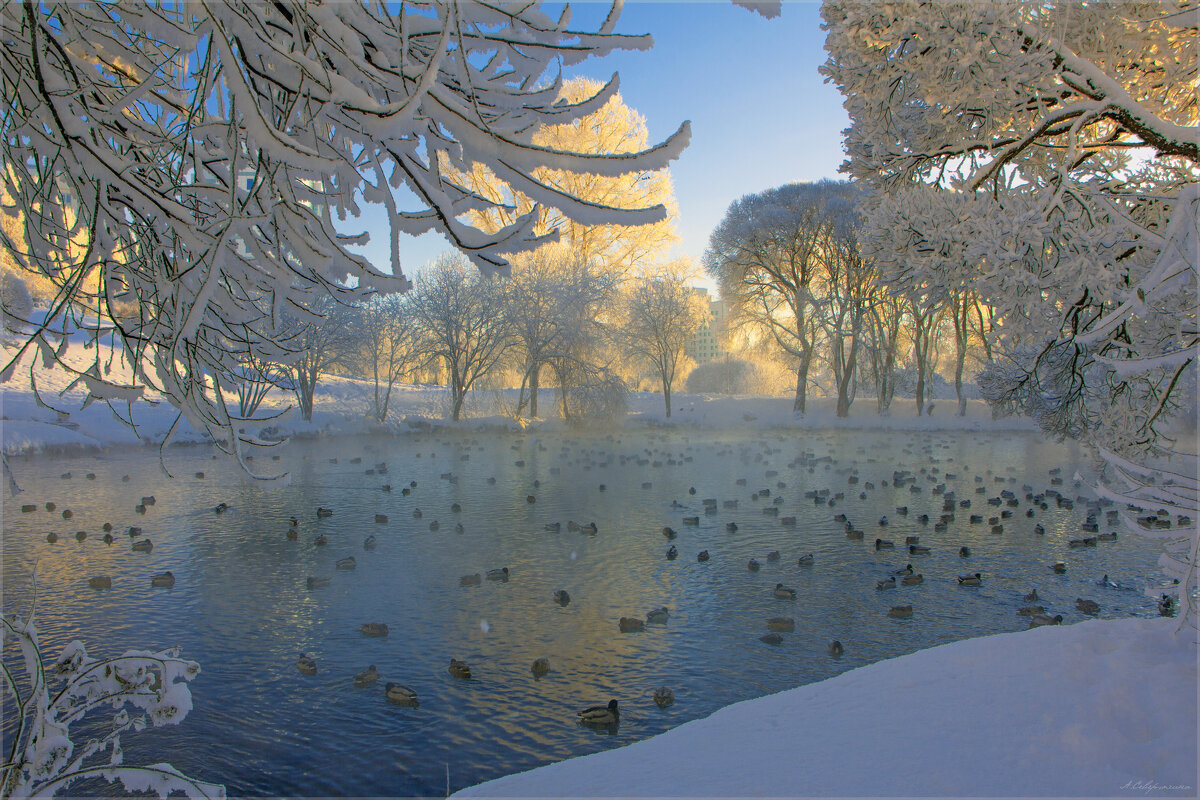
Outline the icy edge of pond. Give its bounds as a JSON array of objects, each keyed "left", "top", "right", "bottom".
[{"left": 452, "top": 616, "right": 1198, "bottom": 798}]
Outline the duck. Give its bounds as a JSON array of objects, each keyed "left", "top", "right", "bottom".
[
  {"left": 653, "top": 687, "right": 674, "bottom": 708},
  {"left": 1016, "top": 605, "right": 1045, "bottom": 617},
  {"left": 875, "top": 538, "right": 894, "bottom": 550},
  {"left": 887, "top": 605, "right": 913, "bottom": 619},
  {"left": 766, "top": 617, "right": 795, "bottom": 632},
  {"left": 578, "top": 699, "right": 619, "bottom": 725},
  {"left": 374, "top": 513, "right": 388, "bottom": 524},
  {"left": 354, "top": 664, "right": 380, "bottom": 687},
  {"left": 891, "top": 564, "right": 914, "bottom": 576},
  {"left": 214, "top": 502, "right": 229, "bottom": 513},
  {"left": 487, "top": 567, "right": 510, "bottom": 582},
  {"left": 645, "top": 607, "right": 670, "bottom": 624},
  {"left": 766, "top": 550, "right": 781, "bottom": 562},
  {"left": 360, "top": 622, "right": 389, "bottom": 637},
  {"left": 289, "top": 516, "right": 299, "bottom": 527},
  {"left": 316, "top": 507, "right": 333, "bottom": 518},
  {"left": 661, "top": 526, "right": 677, "bottom": 540},
  {"left": 448, "top": 658, "right": 472, "bottom": 679},
  {"left": 666, "top": 545, "right": 678, "bottom": 560},
  {"left": 554, "top": 589, "right": 571, "bottom": 606},
  {"left": 957, "top": 572, "right": 982, "bottom": 586},
  {"left": 87, "top": 576, "right": 112, "bottom": 589},
  {"left": 773, "top": 583, "right": 796, "bottom": 599},
  {"left": 314, "top": 534, "right": 328, "bottom": 546},
  {"left": 1158, "top": 594, "right": 1176, "bottom": 617},
  {"left": 828, "top": 640, "right": 845, "bottom": 657},
  {"left": 1075, "top": 598, "right": 1100, "bottom": 615},
  {"left": 385, "top": 683, "right": 419, "bottom": 705},
  {"left": 531, "top": 657, "right": 550, "bottom": 677},
  {"left": 459, "top": 573, "right": 482, "bottom": 587},
  {"left": 797, "top": 553, "right": 814, "bottom": 566},
  {"left": 131, "top": 538, "right": 153, "bottom": 553},
  {"left": 296, "top": 653, "right": 318, "bottom": 675},
  {"left": 567, "top": 521, "right": 580, "bottom": 532},
  {"left": 286, "top": 528, "right": 299, "bottom": 540},
  {"left": 336, "top": 556, "right": 357, "bottom": 570},
  {"left": 45, "top": 532, "right": 58, "bottom": 543},
  {"left": 619, "top": 617, "right": 645, "bottom": 633},
  {"left": 363, "top": 535, "right": 377, "bottom": 550},
  {"left": 1028, "top": 613, "right": 1063, "bottom": 628},
  {"left": 759, "top": 633, "right": 783, "bottom": 645},
  {"left": 151, "top": 571, "right": 175, "bottom": 588},
  {"left": 1051, "top": 561, "right": 1067, "bottom": 574},
  {"left": 959, "top": 546, "right": 971, "bottom": 557},
  {"left": 901, "top": 573, "right": 924, "bottom": 586},
  {"left": 747, "top": 558, "right": 760, "bottom": 571},
  {"left": 876, "top": 577, "right": 897, "bottom": 590},
  {"left": 306, "top": 576, "right": 331, "bottom": 589},
  {"left": 580, "top": 522, "right": 598, "bottom": 534},
  {"left": 1024, "top": 589, "right": 1040, "bottom": 602},
  {"left": 545, "top": 522, "right": 561, "bottom": 532},
  {"left": 908, "top": 544, "right": 931, "bottom": 555},
  {"left": 697, "top": 550, "right": 710, "bottom": 562},
  {"left": 102, "top": 533, "right": 114, "bottom": 545},
  {"left": 726, "top": 522, "right": 739, "bottom": 532}
]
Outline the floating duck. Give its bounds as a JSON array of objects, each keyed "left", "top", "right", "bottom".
[
  {"left": 767, "top": 617, "right": 795, "bottom": 632},
  {"left": 1028, "top": 613, "right": 1063, "bottom": 628},
  {"left": 666, "top": 545, "right": 678, "bottom": 560},
  {"left": 901, "top": 573, "right": 924, "bottom": 586},
  {"left": 766, "top": 550, "right": 781, "bottom": 562},
  {"left": 891, "top": 564, "right": 914, "bottom": 576},
  {"left": 773, "top": 583, "right": 796, "bottom": 599},
  {"left": 887, "top": 605, "right": 913, "bottom": 619},
  {"left": 46, "top": 532, "right": 58, "bottom": 543},
  {"left": 828, "top": 640, "right": 844, "bottom": 657},
  {"left": 385, "top": 683, "right": 419, "bottom": 705},
  {"left": 1024, "top": 589, "right": 1039, "bottom": 602},
  {"left": 662, "top": 527, "right": 677, "bottom": 539},
  {"left": 875, "top": 538, "right": 894, "bottom": 550},
  {"left": 317, "top": 507, "right": 333, "bottom": 518},
  {"left": 448, "top": 658, "right": 472, "bottom": 679},
  {"left": 619, "top": 617, "right": 645, "bottom": 633},
  {"left": 580, "top": 522, "right": 598, "bottom": 534},
  {"left": 957, "top": 573, "right": 982, "bottom": 586},
  {"left": 959, "top": 546, "right": 971, "bottom": 557},
  {"left": 1051, "top": 561, "right": 1066, "bottom": 574},
  {"left": 214, "top": 502, "right": 228, "bottom": 513},
  {"left": 354, "top": 665, "right": 379, "bottom": 687},
  {"left": 131, "top": 539, "right": 153, "bottom": 553},
  {"left": 151, "top": 571, "right": 175, "bottom": 588},
  {"left": 487, "top": 567, "right": 510, "bottom": 582},
  {"left": 1075, "top": 598, "right": 1100, "bottom": 615},
  {"left": 578, "top": 699, "right": 619, "bottom": 725},
  {"left": 545, "top": 522, "right": 561, "bottom": 532},
  {"left": 361, "top": 622, "right": 389, "bottom": 637},
  {"left": 653, "top": 687, "right": 674, "bottom": 708},
  {"left": 645, "top": 607, "right": 670, "bottom": 624},
  {"left": 1158, "top": 595, "right": 1176, "bottom": 617},
  {"left": 747, "top": 558, "right": 760, "bottom": 571},
  {"left": 554, "top": 589, "right": 571, "bottom": 605},
  {"left": 876, "top": 577, "right": 897, "bottom": 590},
  {"left": 759, "top": 633, "right": 783, "bottom": 645},
  {"left": 363, "top": 535, "right": 377, "bottom": 550},
  {"left": 286, "top": 528, "right": 298, "bottom": 540},
  {"left": 307, "top": 576, "right": 330, "bottom": 589},
  {"left": 797, "top": 553, "right": 814, "bottom": 566},
  {"left": 1016, "top": 605, "right": 1045, "bottom": 617},
  {"left": 697, "top": 550, "right": 710, "bottom": 562},
  {"left": 531, "top": 657, "right": 551, "bottom": 677},
  {"left": 336, "top": 556, "right": 357, "bottom": 570},
  {"left": 297, "top": 653, "right": 318, "bottom": 675},
  {"left": 908, "top": 544, "right": 931, "bottom": 555}
]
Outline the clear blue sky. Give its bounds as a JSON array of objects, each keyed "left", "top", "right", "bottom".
[{"left": 348, "top": 0, "right": 849, "bottom": 281}]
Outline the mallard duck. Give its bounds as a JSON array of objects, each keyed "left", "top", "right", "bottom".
[
  {"left": 102, "top": 533, "right": 114, "bottom": 545},
  {"left": 767, "top": 617, "right": 795, "bottom": 632},
  {"left": 887, "top": 604, "right": 913, "bottom": 619},
  {"left": 317, "top": 507, "right": 333, "bottom": 517},
  {"left": 214, "top": 502, "right": 229, "bottom": 513},
  {"left": 645, "top": 607, "right": 669, "bottom": 624},
  {"left": 766, "top": 550, "right": 781, "bottom": 562},
  {"left": 459, "top": 573, "right": 482, "bottom": 587},
  {"left": 554, "top": 589, "right": 571, "bottom": 605},
  {"left": 682, "top": 516, "right": 699, "bottom": 526},
  {"left": 412, "top": 508, "right": 423, "bottom": 519},
  {"left": 297, "top": 653, "right": 318, "bottom": 675},
  {"left": 891, "top": 564, "right": 914, "bottom": 576},
  {"left": 875, "top": 538, "right": 894, "bottom": 550},
  {"left": 580, "top": 522, "right": 598, "bottom": 534},
  {"left": 531, "top": 657, "right": 550, "bottom": 677},
  {"left": 151, "top": 571, "right": 175, "bottom": 588},
  {"left": 726, "top": 522, "right": 739, "bottom": 532},
  {"left": 451, "top": 503, "right": 462, "bottom": 513},
  {"left": 87, "top": 576, "right": 112, "bottom": 589},
  {"left": 773, "top": 583, "right": 796, "bottom": 599},
  {"left": 661, "top": 526, "right": 677, "bottom": 539},
  {"left": 448, "top": 658, "right": 472, "bottom": 679},
  {"left": 1034, "top": 524, "right": 1045, "bottom": 535},
  {"left": 1028, "top": 613, "right": 1063, "bottom": 628},
  {"left": 697, "top": 550, "right": 710, "bottom": 562},
  {"left": 619, "top": 617, "right": 645, "bottom": 633},
  {"left": 545, "top": 522, "right": 561, "bottom": 532},
  {"left": 307, "top": 576, "right": 331, "bottom": 589},
  {"left": 361, "top": 622, "right": 389, "bottom": 637},
  {"left": 385, "top": 682, "right": 419, "bottom": 705},
  {"left": 908, "top": 544, "right": 931, "bottom": 555},
  {"left": 957, "top": 572, "right": 982, "bottom": 586},
  {"left": 314, "top": 534, "right": 328, "bottom": 546},
  {"left": 666, "top": 545, "right": 678, "bottom": 560},
  {"left": 1075, "top": 598, "right": 1100, "bottom": 615},
  {"left": 1051, "top": 561, "right": 1067, "bottom": 574},
  {"left": 959, "top": 546, "right": 971, "bottom": 557},
  {"left": 46, "top": 532, "right": 58, "bottom": 543},
  {"left": 363, "top": 535, "right": 377, "bottom": 550},
  {"left": 797, "top": 553, "right": 814, "bottom": 566},
  {"left": 1024, "top": 589, "right": 1039, "bottom": 602},
  {"left": 289, "top": 516, "right": 299, "bottom": 527},
  {"left": 828, "top": 640, "right": 844, "bottom": 657},
  {"left": 131, "top": 538, "right": 153, "bottom": 553},
  {"left": 747, "top": 558, "right": 760, "bottom": 571},
  {"left": 876, "top": 577, "right": 896, "bottom": 590},
  {"left": 653, "top": 687, "right": 674, "bottom": 708},
  {"left": 336, "top": 556, "right": 357, "bottom": 570},
  {"left": 286, "top": 528, "right": 299, "bottom": 540},
  {"left": 567, "top": 521, "right": 580, "bottom": 531},
  {"left": 578, "top": 699, "right": 619, "bottom": 725},
  {"left": 487, "top": 567, "right": 510, "bottom": 582},
  {"left": 759, "top": 633, "right": 783, "bottom": 645},
  {"left": 1158, "top": 594, "right": 1176, "bottom": 617},
  {"left": 901, "top": 573, "right": 924, "bottom": 586},
  {"left": 1016, "top": 605, "right": 1045, "bottom": 617},
  {"left": 354, "top": 664, "right": 379, "bottom": 687}
]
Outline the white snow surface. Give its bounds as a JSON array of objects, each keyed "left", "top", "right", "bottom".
[{"left": 454, "top": 617, "right": 1197, "bottom": 798}]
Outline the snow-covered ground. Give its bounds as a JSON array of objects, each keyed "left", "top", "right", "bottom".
[{"left": 453, "top": 616, "right": 1198, "bottom": 798}]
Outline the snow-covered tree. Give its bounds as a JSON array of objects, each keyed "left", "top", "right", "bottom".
[
  {"left": 1, "top": 608, "right": 221, "bottom": 799},
  {"left": 1, "top": 1, "right": 688, "bottom": 458},
  {"left": 620, "top": 267, "right": 707, "bottom": 418},
  {"left": 822, "top": 0, "right": 1198, "bottom": 615},
  {"left": 353, "top": 292, "right": 421, "bottom": 424},
  {"left": 410, "top": 253, "right": 513, "bottom": 422},
  {"left": 284, "top": 295, "right": 360, "bottom": 423}
]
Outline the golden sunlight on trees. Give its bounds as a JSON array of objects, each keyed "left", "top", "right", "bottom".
[{"left": 452, "top": 78, "right": 679, "bottom": 275}]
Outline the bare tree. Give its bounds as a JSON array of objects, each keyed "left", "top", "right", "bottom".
[
  {"left": 285, "top": 295, "right": 359, "bottom": 423},
  {"left": 865, "top": 295, "right": 903, "bottom": 414},
  {"left": 354, "top": 292, "right": 420, "bottom": 423},
  {"left": 621, "top": 270, "right": 706, "bottom": 418},
  {"left": 410, "top": 254, "right": 513, "bottom": 422}
]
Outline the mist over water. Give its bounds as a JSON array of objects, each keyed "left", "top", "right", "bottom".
[{"left": 1, "top": 428, "right": 1165, "bottom": 796}]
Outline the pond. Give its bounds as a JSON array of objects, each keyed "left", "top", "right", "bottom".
[{"left": 1, "top": 427, "right": 1167, "bottom": 796}]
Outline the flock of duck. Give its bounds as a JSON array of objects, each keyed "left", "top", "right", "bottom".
[{"left": 20, "top": 428, "right": 1181, "bottom": 735}]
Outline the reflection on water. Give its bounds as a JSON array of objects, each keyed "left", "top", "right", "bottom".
[{"left": 1, "top": 429, "right": 1165, "bottom": 796}]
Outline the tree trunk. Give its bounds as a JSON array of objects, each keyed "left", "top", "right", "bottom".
[
  {"left": 954, "top": 297, "right": 968, "bottom": 417},
  {"left": 663, "top": 377, "right": 672, "bottom": 418},
  {"left": 529, "top": 363, "right": 540, "bottom": 418},
  {"left": 915, "top": 364, "right": 926, "bottom": 417},
  {"left": 793, "top": 358, "right": 809, "bottom": 414}
]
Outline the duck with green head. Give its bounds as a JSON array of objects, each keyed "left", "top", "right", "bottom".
[{"left": 578, "top": 699, "right": 619, "bottom": 725}]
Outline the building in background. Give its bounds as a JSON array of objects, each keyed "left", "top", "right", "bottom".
[{"left": 687, "top": 287, "right": 727, "bottom": 364}]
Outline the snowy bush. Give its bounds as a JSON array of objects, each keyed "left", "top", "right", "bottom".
[
  {"left": 564, "top": 370, "right": 629, "bottom": 423},
  {"left": 685, "top": 359, "right": 767, "bottom": 395},
  {"left": 0, "top": 607, "right": 222, "bottom": 799}
]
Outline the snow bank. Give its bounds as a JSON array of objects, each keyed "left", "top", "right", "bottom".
[{"left": 454, "top": 617, "right": 1197, "bottom": 798}]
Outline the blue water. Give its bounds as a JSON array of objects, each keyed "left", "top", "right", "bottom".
[{"left": 1, "top": 428, "right": 1165, "bottom": 796}]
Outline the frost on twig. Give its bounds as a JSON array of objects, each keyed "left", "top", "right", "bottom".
[{"left": 0, "top": 608, "right": 224, "bottom": 799}]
